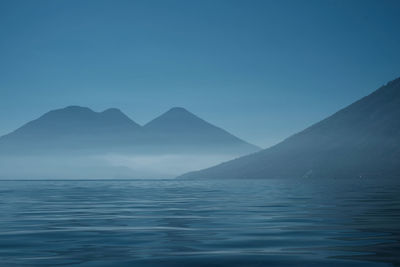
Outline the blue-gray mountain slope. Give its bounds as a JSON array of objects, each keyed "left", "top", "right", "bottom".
[
  {"left": 179, "top": 77, "right": 400, "bottom": 179},
  {"left": 143, "top": 107, "right": 259, "bottom": 154}
]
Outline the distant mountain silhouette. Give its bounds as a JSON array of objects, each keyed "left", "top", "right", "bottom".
[
  {"left": 9, "top": 106, "right": 140, "bottom": 136},
  {"left": 179, "top": 77, "right": 400, "bottom": 180},
  {"left": 0, "top": 106, "right": 141, "bottom": 153},
  {"left": 143, "top": 107, "right": 259, "bottom": 154},
  {"left": 0, "top": 106, "right": 259, "bottom": 155}
]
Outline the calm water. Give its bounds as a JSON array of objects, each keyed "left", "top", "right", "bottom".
[{"left": 0, "top": 179, "right": 399, "bottom": 267}]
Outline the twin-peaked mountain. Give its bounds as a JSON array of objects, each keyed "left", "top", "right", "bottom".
[{"left": 0, "top": 106, "right": 260, "bottom": 156}]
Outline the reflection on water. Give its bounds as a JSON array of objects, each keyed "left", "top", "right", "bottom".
[{"left": 0, "top": 179, "right": 399, "bottom": 266}]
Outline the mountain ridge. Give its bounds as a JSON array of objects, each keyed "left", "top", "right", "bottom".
[
  {"left": 0, "top": 106, "right": 260, "bottom": 155},
  {"left": 178, "top": 77, "right": 400, "bottom": 180}
]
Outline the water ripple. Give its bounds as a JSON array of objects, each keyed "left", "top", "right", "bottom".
[{"left": 0, "top": 179, "right": 399, "bottom": 266}]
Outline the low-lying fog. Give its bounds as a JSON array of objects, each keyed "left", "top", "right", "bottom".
[{"left": 0, "top": 154, "right": 236, "bottom": 179}]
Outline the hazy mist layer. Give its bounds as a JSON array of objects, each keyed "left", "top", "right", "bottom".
[
  {"left": 0, "top": 107, "right": 257, "bottom": 179},
  {"left": 0, "top": 153, "right": 236, "bottom": 179}
]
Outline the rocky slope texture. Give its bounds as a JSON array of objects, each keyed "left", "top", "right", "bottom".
[{"left": 179, "top": 77, "right": 400, "bottom": 179}]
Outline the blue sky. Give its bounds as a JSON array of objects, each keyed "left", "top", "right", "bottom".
[{"left": 0, "top": 0, "right": 399, "bottom": 147}]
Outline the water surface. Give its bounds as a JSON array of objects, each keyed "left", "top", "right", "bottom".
[{"left": 0, "top": 179, "right": 399, "bottom": 266}]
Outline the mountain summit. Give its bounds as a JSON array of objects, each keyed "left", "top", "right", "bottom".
[
  {"left": 179, "top": 77, "right": 400, "bottom": 180},
  {"left": 0, "top": 106, "right": 141, "bottom": 154},
  {"left": 9, "top": 106, "right": 140, "bottom": 137},
  {"left": 143, "top": 107, "right": 259, "bottom": 154},
  {"left": 145, "top": 107, "right": 208, "bottom": 132}
]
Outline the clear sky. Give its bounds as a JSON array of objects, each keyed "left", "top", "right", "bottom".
[{"left": 0, "top": 0, "right": 399, "bottom": 148}]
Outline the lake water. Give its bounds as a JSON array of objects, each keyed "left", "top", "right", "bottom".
[{"left": 0, "top": 179, "right": 399, "bottom": 266}]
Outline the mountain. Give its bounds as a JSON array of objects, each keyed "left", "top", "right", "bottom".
[
  {"left": 0, "top": 106, "right": 259, "bottom": 156},
  {"left": 143, "top": 107, "right": 260, "bottom": 154},
  {"left": 0, "top": 105, "right": 260, "bottom": 179},
  {"left": 179, "top": 77, "right": 400, "bottom": 180},
  {"left": 0, "top": 106, "right": 141, "bottom": 154},
  {"left": 8, "top": 106, "right": 140, "bottom": 136}
]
